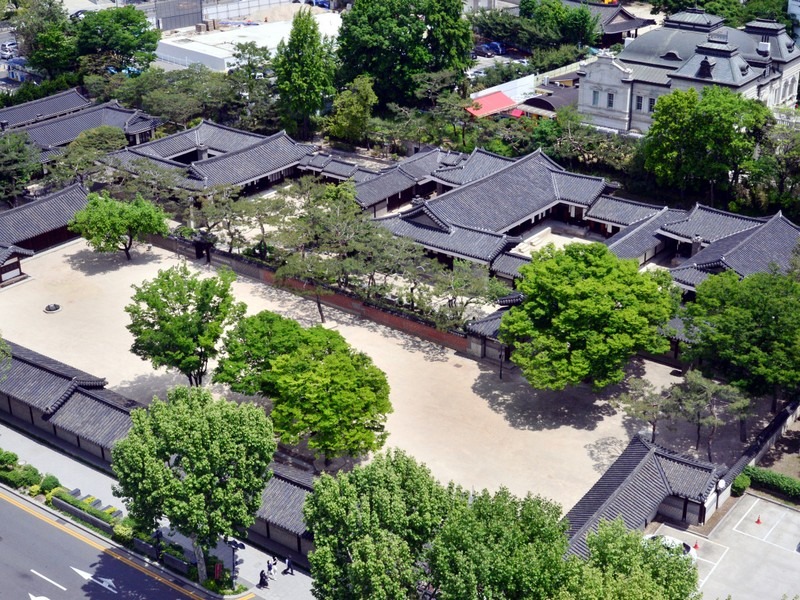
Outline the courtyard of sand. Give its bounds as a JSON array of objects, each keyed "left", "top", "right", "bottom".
[{"left": 0, "top": 240, "right": 771, "bottom": 512}]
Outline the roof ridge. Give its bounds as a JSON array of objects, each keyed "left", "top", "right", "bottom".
[{"left": 607, "top": 206, "right": 670, "bottom": 249}]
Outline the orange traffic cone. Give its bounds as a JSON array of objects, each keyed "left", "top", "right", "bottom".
[
  {"left": 693, "top": 540, "right": 700, "bottom": 550},
  {"left": 756, "top": 515, "right": 762, "bottom": 524}
]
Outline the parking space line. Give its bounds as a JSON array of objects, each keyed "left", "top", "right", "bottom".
[
  {"left": 699, "top": 546, "right": 729, "bottom": 588},
  {"left": 732, "top": 527, "right": 800, "bottom": 555},
  {"left": 732, "top": 497, "right": 759, "bottom": 532},
  {"left": 765, "top": 511, "right": 786, "bottom": 539}
]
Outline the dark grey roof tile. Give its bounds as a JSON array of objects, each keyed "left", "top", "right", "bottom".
[
  {"left": 586, "top": 195, "right": 663, "bottom": 226},
  {"left": 0, "top": 184, "right": 88, "bottom": 246},
  {"left": 0, "top": 88, "right": 92, "bottom": 129}
]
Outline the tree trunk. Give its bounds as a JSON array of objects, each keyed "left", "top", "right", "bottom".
[
  {"left": 650, "top": 420, "right": 657, "bottom": 444},
  {"left": 772, "top": 385, "right": 778, "bottom": 414},
  {"left": 739, "top": 417, "right": 747, "bottom": 443},
  {"left": 124, "top": 246, "right": 132, "bottom": 261},
  {"left": 315, "top": 291, "right": 326, "bottom": 323},
  {"left": 191, "top": 535, "right": 207, "bottom": 583},
  {"left": 706, "top": 424, "right": 716, "bottom": 462},
  {"left": 695, "top": 421, "right": 701, "bottom": 450}
]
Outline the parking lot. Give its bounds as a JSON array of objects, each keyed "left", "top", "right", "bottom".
[{"left": 654, "top": 493, "right": 800, "bottom": 600}]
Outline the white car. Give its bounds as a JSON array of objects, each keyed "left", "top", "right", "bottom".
[{"left": 643, "top": 534, "right": 698, "bottom": 564}]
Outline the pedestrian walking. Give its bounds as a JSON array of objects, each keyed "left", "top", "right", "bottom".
[
  {"left": 267, "top": 557, "right": 276, "bottom": 579},
  {"left": 259, "top": 570, "right": 269, "bottom": 588},
  {"left": 284, "top": 557, "right": 294, "bottom": 575}
]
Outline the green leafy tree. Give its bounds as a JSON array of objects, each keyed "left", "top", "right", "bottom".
[
  {"left": 563, "top": 519, "right": 700, "bottom": 600},
  {"left": 324, "top": 75, "right": 378, "bottom": 144},
  {"left": 0, "top": 132, "right": 40, "bottom": 208},
  {"left": 337, "top": 0, "right": 472, "bottom": 106},
  {"left": 48, "top": 125, "right": 128, "bottom": 185},
  {"left": 125, "top": 263, "right": 247, "bottom": 386},
  {"left": 669, "top": 370, "right": 745, "bottom": 461},
  {"left": 213, "top": 310, "right": 307, "bottom": 397},
  {"left": 69, "top": 192, "right": 169, "bottom": 260},
  {"left": 11, "top": 0, "right": 70, "bottom": 59},
  {"left": 303, "top": 449, "right": 456, "bottom": 599},
  {"left": 613, "top": 377, "right": 677, "bottom": 443},
  {"left": 272, "top": 8, "right": 336, "bottom": 139},
  {"left": 500, "top": 243, "right": 680, "bottom": 390},
  {"left": 27, "top": 22, "right": 78, "bottom": 78},
  {"left": 112, "top": 386, "right": 275, "bottom": 583},
  {"left": 644, "top": 87, "right": 773, "bottom": 202},
  {"left": 75, "top": 6, "right": 160, "bottom": 71},
  {"left": 269, "top": 327, "right": 392, "bottom": 462},
  {"left": 685, "top": 269, "right": 800, "bottom": 413},
  {"left": 431, "top": 259, "right": 508, "bottom": 329},
  {"left": 427, "top": 489, "right": 571, "bottom": 599}
]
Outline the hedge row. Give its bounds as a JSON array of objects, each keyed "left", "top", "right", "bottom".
[
  {"left": 50, "top": 488, "right": 119, "bottom": 525},
  {"left": 743, "top": 466, "right": 800, "bottom": 501}
]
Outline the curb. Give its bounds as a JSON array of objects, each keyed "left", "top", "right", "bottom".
[{"left": 0, "top": 483, "right": 255, "bottom": 600}]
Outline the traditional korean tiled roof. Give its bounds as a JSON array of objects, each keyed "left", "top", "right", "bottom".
[
  {"left": 565, "top": 435, "right": 720, "bottom": 558},
  {"left": 562, "top": 0, "right": 654, "bottom": 33},
  {"left": 188, "top": 131, "right": 315, "bottom": 187},
  {"left": 0, "top": 183, "right": 89, "bottom": 246},
  {"left": 377, "top": 202, "right": 519, "bottom": 263},
  {"left": 0, "top": 243, "right": 33, "bottom": 265},
  {"left": 355, "top": 167, "right": 418, "bottom": 209},
  {"left": 432, "top": 148, "right": 515, "bottom": 186},
  {"left": 132, "top": 120, "right": 265, "bottom": 159},
  {"left": 423, "top": 149, "right": 608, "bottom": 233},
  {"left": 18, "top": 101, "right": 161, "bottom": 152},
  {"left": 257, "top": 462, "right": 313, "bottom": 537},
  {"left": 1, "top": 340, "right": 142, "bottom": 448},
  {"left": 465, "top": 308, "right": 508, "bottom": 339},
  {"left": 491, "top": 251, "right": 531, "bottom": 279},
  {"left": 0, "top": 88, "right": 92, "bottom": 129},
  {"left": 586, "top": 196, "right": 663, "bottom": 226},
  {"left": 606, "top": 208, "right": 685, "bottom": 261},
  {"left": 659, "top": 204, "right": 765, "bottom": 244}
]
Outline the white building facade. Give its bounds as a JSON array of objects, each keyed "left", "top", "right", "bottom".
[{"left": 577, "top": 9, "right": 800, "bottom": 133}]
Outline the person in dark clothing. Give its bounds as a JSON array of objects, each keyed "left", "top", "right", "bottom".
[
  {"left": 259, "top": 569, "right": 269, "bottom": 588},
  {"left": 284, "top": 557, "right": 293, "bottom": 575}
]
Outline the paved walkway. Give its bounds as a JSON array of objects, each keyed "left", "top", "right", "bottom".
[{"left": 0, "top": 421, "right": 314, "bottom": 599}]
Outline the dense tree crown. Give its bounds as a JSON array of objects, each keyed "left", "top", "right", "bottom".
[
  {"left": 337, "top": 0, "right": 472, "bottom": 105},
  {"left": 644, "top": 86, "right": 773, "bottom": 201},
  {"left": 75, "top": 6, "right": 160, "bottom": 71},
  {"left": 500, "top": 243, "right": 680, "bottom": 390},
  {"left": 112, "top": 386, "right": 275, "bottom": 583},
  {"left": 0, "top": 133, "right": 40, "bottom": 208},
  {"left": 68, "top": 192, "right": 169, "bottom": 260},
  {"left": 304, "top": 450, "right": 700, "bottom": 600},
  {"left": 125, "top": 263, "right": 246, "bottom": 386},
  {"left": 273, "top": 8, "right": 336, "bottom": 139},
  {"left": 685, "top": 269, "right": 800, "bottom": 412}
]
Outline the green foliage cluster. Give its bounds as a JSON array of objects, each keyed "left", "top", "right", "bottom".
[
  {"left": 744, "top": 466, "right": 800, "bottom": 501},
  {"left": 0, "top": 73, "right": 81, "bottom": 109},
  {"left": 0, "top": 464, "right": 41, "bottom": 488},
  {"left": 519, "top": 0, "right": 600, "bottom": 46},
  {"left": 0, "top": 132, "right": 41, "bottom": 208},
  {"left": 305, "top": 450, "right": 700, "bottom": 599},
  {"left": 731, "top": 473, "right": 751, "bottom": 497},
  {"left": 50, "top": 488, "right": 120, "bottom": 524},
  {"left": 0, "top": 449, "right": 19, "bottom": 469},
  {"left": 500, "top": 243, "right": 680, "bottom": 390},
  {"left": 40, "top": 474, "right": 60, "bottom": 493},
  {"left": 112, "top": 522, "right": 135, "bottom": 545}
]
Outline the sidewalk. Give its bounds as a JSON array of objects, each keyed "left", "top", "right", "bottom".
[{"left": 0, "top": 420, "right": 314, "bottom": 599}]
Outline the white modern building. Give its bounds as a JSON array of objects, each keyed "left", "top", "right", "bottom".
[
  {"left": 155, "top": 12, "right": 342, "bottom": 72},
  {"left": 577, "top": 9, "right": 800, "bottom": 133}
]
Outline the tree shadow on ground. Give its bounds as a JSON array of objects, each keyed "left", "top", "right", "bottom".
[
  {"left": 584, "top": 437, "right": 630, "bottom": 474},
  {"left": 471, "top": 362, "right": 616, "bottom": 431},
  {"left": 111, "top": 371, "right": 186, "bottom": 405},
  {"left": 757, "top": 421, "right": 800, "bottom": 472},
  {"left": 65, "top": 246, "right": 164, "bottom": 276}
]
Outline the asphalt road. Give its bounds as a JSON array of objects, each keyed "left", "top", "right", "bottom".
[{"left": 0, "top": 490, "right": 215, "bottom": 600}]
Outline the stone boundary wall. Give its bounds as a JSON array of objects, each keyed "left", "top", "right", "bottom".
[
  {"left": 146, "top": 235, "right": 470, "bottom": 354},
  {"left": 51, "top": 496, "right": 115, "bottom": 535}
]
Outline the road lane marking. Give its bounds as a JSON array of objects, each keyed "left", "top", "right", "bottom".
[
  {"left": 0, "top": 491, "right": 204, "bottom": 599},
  {"left": 698, "top": 545, "right": 729, "bottom": 588},
  {"left": 71, "top": 567, "right": 117, "bottom": 594},
  {"left": 30, "top": 570, "right": 66, "bottom": 591}
]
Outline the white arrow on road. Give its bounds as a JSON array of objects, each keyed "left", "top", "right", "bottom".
[
  {"left": 29, "top": 594, "right": 51, "bottom": 600},
  {"left": 71, "top": 567, "right": 118, "bottom": 594}
]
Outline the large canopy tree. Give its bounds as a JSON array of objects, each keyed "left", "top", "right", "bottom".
[
  {"left": 685, "top": 269, "right": 800, "bottom": 412},
  {"left": 0, "top": 132, "right": 40, "bottom": 208},
  {"left": 75, "top": 6, "right": 160, "bottom": 71},
  {"left": 336, "top": 0, "right": 472, "bottom": 105},
  {"left": 272, "top": 8, "right": 336, "bottom": 139},
  {"left": 125, "top": 263, "right": 246, "bottom": 386},
  {"left": 112, "top": 386, "right": 275, "bottom": 583},
  {"left": 500, "top": 243, "right": 680, "bottom": 390},
  {"left": 69, "top": 192, "right": 169, "bottom": 260}
]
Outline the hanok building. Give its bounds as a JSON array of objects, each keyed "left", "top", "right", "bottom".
[
  {"left": 107, "top": 120, "right": 316, "bottom": 193},
  {"left": 561, "top": 0, "right": 656, "bottom": 46},
  {"left": 565, "top": 434, "right": 727, "bottom": 558},
  {"left": 0, "top": 88, "right": 92, "bottom": 131},
  {"left": 577, "top": 9, "right": 800, "bottom": 132}
]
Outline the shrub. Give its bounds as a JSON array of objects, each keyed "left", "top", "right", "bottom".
[
  {"left": 51, "top": 489, "right": 119, "bottom": 525},
  {"left": 0, "top": 449, "right": 18, "bottom": 469},
  {"left": 28, "top": 484, "right": 41, "bottom": 497},
  {"left": 16, "top": 464, "right": 42, "bottom": 487},
  {"left": 744, "top": 466, "right": 800, "bottom": 501},
  {"left": 731, "top": 473, "right": 750, "bottom": 496},
  {"left": 113, "top": 523, "right": 134, "bottom": 545},
  {"left": 40, "top": 474, "right": 60, "bottom": 493}
]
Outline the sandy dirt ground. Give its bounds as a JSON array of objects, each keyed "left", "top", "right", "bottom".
[{"left": 0, "top": 240, "right": 774, "bottom": 511}]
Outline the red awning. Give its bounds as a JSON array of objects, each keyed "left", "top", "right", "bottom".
[{"left": 466, "top": 91, "right": 518, "bottom": 118}]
